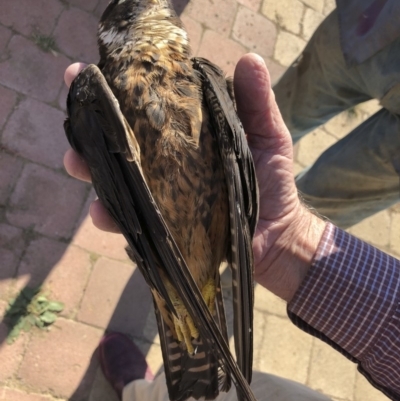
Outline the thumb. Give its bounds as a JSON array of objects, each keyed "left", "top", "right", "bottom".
[
  {"left": 234, "top": 54, "right": 292, "bottom": 156},
  {"left": 64, "top": 62, "right": 88, "bottom": 88}
]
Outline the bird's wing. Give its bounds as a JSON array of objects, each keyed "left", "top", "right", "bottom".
[
  {"left": 192, "top": 57, "right": 259, "bottom": 388},
  {"left": 64, "top": 64, "right": 257, "bottom": 401}
]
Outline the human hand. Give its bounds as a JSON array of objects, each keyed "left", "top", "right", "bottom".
[
  {"left": 234, "top": 54, "right": 326, "bottom": 301},
  {"left": 63, "top": 54, "right": 326, "bottom": 301}
]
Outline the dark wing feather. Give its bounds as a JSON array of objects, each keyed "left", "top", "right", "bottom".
[
  {"left": 64, "top": 68, "right": 174, "bottom": 313},
  {"left": 64, "top": 65, "right": 257, "bottom": 401},
  {"left": 192, "top": 57, "right": 259, "bottom": 395}
]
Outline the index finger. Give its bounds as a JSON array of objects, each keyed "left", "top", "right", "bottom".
[{"left": 64, "top": 62, "right": 87, "bottom": 88}]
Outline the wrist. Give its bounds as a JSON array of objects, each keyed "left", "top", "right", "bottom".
[{"left": 254, "top": 204, "right": 326, "bottom": 302}]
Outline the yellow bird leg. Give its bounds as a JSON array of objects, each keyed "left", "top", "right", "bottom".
[
  {"left": 201, "top": 277, "right": 216, "bottom": 315},
  {"left": 173, "top": 307, "right": 199, "bottom": 354},
  {"left": 173, "top": 315, "right": 184, "bottom": 342},
  {"left": 171, "top": 278, "right": 216, "bottom": 354},
  {"left": 182, "top": 317, "right": 196, "bottom": 354},
  {"left": 186, "top": 314, "right": 199, "bottom": 341}
]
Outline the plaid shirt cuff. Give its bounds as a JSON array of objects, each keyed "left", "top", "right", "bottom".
[{"left": 288, "top": 222, "right": 400, "bottom": 400}]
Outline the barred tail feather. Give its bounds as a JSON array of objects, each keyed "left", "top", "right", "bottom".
[{"left": 154, "top": 301, "right": 222, "bottom": 401}]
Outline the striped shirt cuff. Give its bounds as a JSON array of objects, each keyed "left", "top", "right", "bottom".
[{"left": 288, "top": 222, "right": 400, "bottom": 399}]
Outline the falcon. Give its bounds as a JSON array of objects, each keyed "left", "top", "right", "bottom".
[{"left": 64, "top": 1, "right": 259, "bottom": 400}]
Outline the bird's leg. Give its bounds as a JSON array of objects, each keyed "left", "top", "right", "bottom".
[
  {"left": 173, "top": 312, "right": 198, "bottom": 354},
  {"left": 201, "top": 277, "right": 216, "bottom": 315},
  {"left": 171, "top": 277, "right": 216, "bottom": 354}
]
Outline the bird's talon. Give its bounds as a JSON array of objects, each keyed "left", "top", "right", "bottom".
[
  {"left": 186, "top": 315, "right": 199, "bottom": 340},
  {"left": 173, "top": 315, "right": 184, "bottom": 342},
  {"left": 202, "top": 278, "right": 216, "bottom": 315},
  {"left": 171, "top": 278, "right": 216, "bottom": 354}
]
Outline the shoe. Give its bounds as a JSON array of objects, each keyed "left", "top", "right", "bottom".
[{"left": 99, "top": 332, "right": 154, "bottom": 400}]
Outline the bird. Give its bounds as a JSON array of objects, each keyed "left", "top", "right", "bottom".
[{"left": 64, "top": 1, "right": 259, "bottom": 400}]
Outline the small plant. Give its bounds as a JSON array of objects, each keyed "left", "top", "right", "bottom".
[
  {"left": 5, "top": 287, "right": 64, "bottom": 344},
  {"left": 32, "top": 33, "right": 58, "bottom": 54}
]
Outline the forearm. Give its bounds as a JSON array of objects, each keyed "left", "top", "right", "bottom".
[
  {"left": 287, "top": 223, "right": 400, "bottom": 399},
  {"left": 254, "top": 202, "right": 400, "bottom": 399}
]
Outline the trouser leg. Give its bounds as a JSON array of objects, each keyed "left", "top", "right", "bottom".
[
  {"left": 273, "top": 9, "right": 371, "bottom": 142},
  {"left": 296, "top": 108, "right": 400, "bottom": 228},
  {"left": 122, "top": 371, "right": 331, "bottom": 401},
  {"left": 274, "top": 9, "right": 400, "bottom": 226},
  {"left": 122, "top": 374, "right": 171, "bottom": 401},
  {"left": 274, "top": 8, "right": 400, "bottom": 136}
]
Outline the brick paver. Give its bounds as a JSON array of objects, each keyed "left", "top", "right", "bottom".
[
  {"left": 77, "top": 257, "right": 152, "bottom": 337},
  {"left": 0, "top": 35, "right": 69, "bottom": 104},
  {"left": 0, "top": 85, "right": 18, "bottom": 130},
  {"left": 237, "top": 0, "right": 262, "bottom": 12},
  {"left": 324, "top": 0, "right": 336, "bottom": 15},
  {"left": 45, "top": 244, "right": 92, "bottom": 319},
  {"left": 261, "top": 0, "right": 304, "bottom": 35},
  {"left": 0, "top": 301, "right": 28, "bottom": 384},
  {"left": 7, "top": 163, "right": 88, "bottom": 239},
  {"left": 303, "top": 8, "right": 325, "bottom": 39},
  {"left": 0, "top": 153, "right": 24, "bottom": 206},
  {"left": 180, "top": 15, "right": 202, "bottom": 54},
  {"left": 0, "top": 26, "right": 12, "bottom": 58},
  {"left": 297, "top": 127, "right": 337, "bottom": 166},
  {"left": 0, "top": 388, "right": 55, "bottom": 401},
  {"left": 354, "top": 374, "right": 390, "bottom": 401},
  {"left": 2, "top": 98, "right": 69, "bottom": 169},
  {"left": 68, "top": 0, "right": 99, "bottom": 12},
  {"left": 0, "top": 0, "right": 64, "bottom": 38},
  {"left": 18, "top": 318, "right": 102, "bottom": 400},
  {"left": 349, "top": 209, "right": 392, "bottom": 248},
  {"left": 54, "top": 8, "right": 99, "bottom": 64},
  {"left": 0, "top": 1, "right": 398, "bottom": 400},
  {"left": 94, "top": 0, "right": 113, "bottom": 19},
  {"left": 257, "top": 315, "right": 313, "bottom": 384},
  {"left": 391, "top": 212, "right": 400, "bottom": 257},
  {"left": 308, "top": 341, "right": 357, "bottom": 400},
  {"left": 303, "top": 0, "right": 324, "bottom": 12},
  {"left": 274, "top": 30, "right": 307, "bottom": 66},
  {"left": 14, "top": 236, "right": 70, "bottom": 292},
  {"left": 232, "top": 6, "right": 277, "bottom": 58},
  {"left": 0, "top": 223, "right": 25, "bottom": 300},
  {"left": 0, "top": 247, "right": 18, "bottom": 300},
  {"left": 187, "top": 0, "right": 238, "bottom": 37},
  {"left": 13, "top": 237, "right": 93, "bottom": 320},
  {"left": 72, "top": 215, "right": 130, "bottom": 261},
  {"left": 197, "top": 30, "right": 247, "bottom": 77},
  {"left": 0, "top": 327, "right": 23, "bottom": 383}
]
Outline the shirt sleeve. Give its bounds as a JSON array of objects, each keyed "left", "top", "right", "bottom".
[{"left": 288, "top": 222, "right": 400, "bottom": 400}]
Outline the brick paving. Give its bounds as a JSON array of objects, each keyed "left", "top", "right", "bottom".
[{"left": 0, "top": 1, "right": 398, "bottom": 401}]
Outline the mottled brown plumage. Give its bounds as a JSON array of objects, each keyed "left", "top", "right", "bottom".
[{"left": 64, "top": 1, "right": 258, "bottom": 400}]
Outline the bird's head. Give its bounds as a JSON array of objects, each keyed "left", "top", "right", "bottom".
[{"left": 98, "top": 0, "right": 176, "bottom": 54}]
